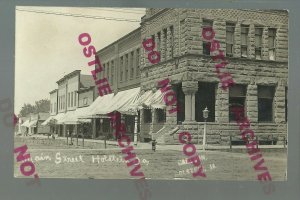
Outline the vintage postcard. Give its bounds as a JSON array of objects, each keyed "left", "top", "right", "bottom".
[{"left": 14, "top": 7, "right": 288, "bottom": 185}]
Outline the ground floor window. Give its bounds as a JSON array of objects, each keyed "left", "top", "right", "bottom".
[
  {"left": 229, "top": 84, "right": 247, "bottom": 121},
  {"left": 258, "top": 85, "right": 275, "bottom": 122},
  {"left": 195, "top": 82, "right": 216, "bottom": 122}
]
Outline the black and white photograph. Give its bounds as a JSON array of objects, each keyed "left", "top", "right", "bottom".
[{"left": 14, "top": 7, "right": 288, "bottom": 181}]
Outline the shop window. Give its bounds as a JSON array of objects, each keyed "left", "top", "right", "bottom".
[
  {"left": 144, "top": 109, "right": 152, "bottom": 123},
  {"left": 195, "top": 82, "right": 216, "bottom": 122},
  {"left": 268, "top": 28, "right": 276, "bottom": 60},
  {"left": 156, "top": 109, "right": 166, "bottom": 123},
  {"left": 226, "top": 23, "right": 235, "bottom": 57},
  {"left": 258, "top": 85, "right": 275, "bottom": 122},
  {"left": 255, "top": 27, "right": 263, "bottom": 60},
  {"left": 202, "top": 20, "right": 213, "bottom": 55},
  {"left": 241, "top": 25, "right": 249, "bottom": 58},
  {"left": 229, "top": 84, "right": 247, "bottom": 121}
]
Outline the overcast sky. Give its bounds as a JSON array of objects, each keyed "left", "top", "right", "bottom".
[{"left": 15, "top": 6, "right": 145, "bottom": 115}]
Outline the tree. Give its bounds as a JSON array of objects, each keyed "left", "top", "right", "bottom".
[
  {"left": 19, "top": 103, "right": 35, "bottom": 117},
  {"left": 34, "top": 99, "right": 50, "bottom": 113},
  {"left": 19, "top": 99, "right": 50, "bottom": 117}
]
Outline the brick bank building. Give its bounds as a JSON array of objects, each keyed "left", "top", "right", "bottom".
[{"left": 48, "top": 9, "right": 288, "bottom": 145}]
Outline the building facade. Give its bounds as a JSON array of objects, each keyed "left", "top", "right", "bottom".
[
  {"left": 138, "top": 9, "right": 288, "bottom": 144},
  {"left": 94, "top": 9, "right": 288, "bottom": 145}
]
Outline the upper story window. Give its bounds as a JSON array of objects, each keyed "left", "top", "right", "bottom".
[
  {"left": 130, "top": 51, "right": 134, "bottom": 79},
  {"left": 229, "top": 84, "right": 247, "bottom": 121},
  {"left": 106, "top": 62, "right": 110, "bottom": 82},
  {"left": 202, "top": 19, "right": 213, "bottom": 55},
  {"left": 125, "top": 54, "right": 128, "bottom": 80},
  {"left": 71, "top": 92, "right": 73, "bottom": 107},
  {"left": 163, "top": 28, "right": 167, "bottom": 60},
  {"left": 83, "top": 97, "right": 88, "bottom": 105},
  {"left": 120, "top": 57, "right": 123, "bottom": 81},
  {"left": 136, "top": 49, "right": 140, "bottom": 77},
  {"left": 74, "top": 92, "right": 77, "bottom": 107},
  {"left": 68, "top": 93, "right": 70, "bottom": 107},
  {"left": 170, "top": 26, "right": 174, "bottom": 57},
  {"left": 258, "top": 85, "right": 275, "bottom": 122},
  {"left": 157, "top": 32, "right": 161, "bottom": 52},
  {"left": 268, "top": 28, "right": 276, "bottom": 60},
  {"left": 111, "top": 61, "right": 114, "bottom": 85},
  {"left": 255, "top": 27, "right": 263, "bottom": 60},
  {"left": 241, "top": 25, "right": 249, "bottom": 58},
  {"left": 226, "top": 23, "right": 235, "bottom": 57}
]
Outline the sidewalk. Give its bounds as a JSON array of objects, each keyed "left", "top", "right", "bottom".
[{"left": 17, "top": 134, "right": 287, "bottom": 151}]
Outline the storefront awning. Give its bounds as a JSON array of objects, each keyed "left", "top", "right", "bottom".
[
  {"left": 54, "top": 113, "right": 66, "bottom": 125},
  {"left": 21, "top": 120, "right": 30, "bottom": 127},
  {"left": 104, "top": 87, "right": 141, "bottom": 115},
  {"left": 28, "top": 120, "right": 38, "bottom": 127},
  {"left": 41, "top": 116, "right": 55, "bottom": 126},
  {"left": 61, "top": 109, "right": 91, "bottom": 124}
]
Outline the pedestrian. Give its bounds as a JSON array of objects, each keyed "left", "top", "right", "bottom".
[{"left": 152, "top": 139, "right": 157, "bottom": 152}]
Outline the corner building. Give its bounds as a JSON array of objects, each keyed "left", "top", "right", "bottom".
[{"left": 97, "top": 9, "right": 288, "bottom": 145}]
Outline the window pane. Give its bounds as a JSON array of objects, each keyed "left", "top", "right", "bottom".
[
  {"left": 258, "top": 86, "right": 275, "bottom": 98},
  {"left": 241, "top": 47, "right": 247, "bottom": 57},
  {"left": 255, "top": 35, "right": 262, "bottom": 47},
  {"left": 226, "top": 44, "right": 233, "bottom": 55},
  {"left": 258, "top": 98, "right": 273, "bottom": 122},
  {"left": 255, "top": 48, "right": 262, "bottom": 60},
  {"left": 229, "top": 97, "right": 246, "bottom": 121},
  {"left": 230, "top": 85, "right": 246, "bottom": 97}
]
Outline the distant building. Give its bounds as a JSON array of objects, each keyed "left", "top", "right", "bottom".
[{"left": 43, "top": 70, "right": 94, "bottom": 137}]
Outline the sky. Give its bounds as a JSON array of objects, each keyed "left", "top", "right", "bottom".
[{"left": 15, "top": 6, "right": 145, "bottom": 115}]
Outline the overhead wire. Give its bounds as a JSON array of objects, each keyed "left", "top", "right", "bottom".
[{"left": 16, "top": 8, "right": 142, "bottom": 22}]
